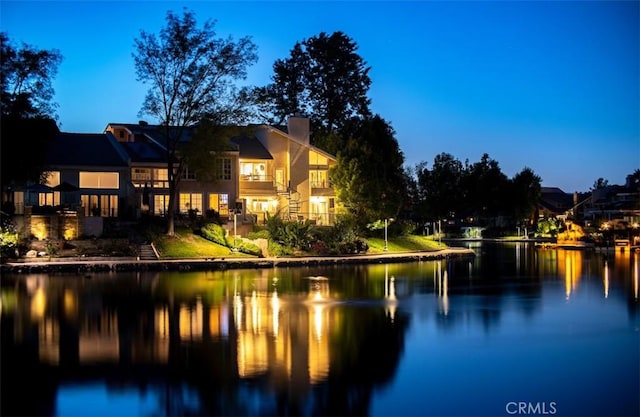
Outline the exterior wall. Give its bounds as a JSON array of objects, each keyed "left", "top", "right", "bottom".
[{"left": 252, "top": 118, "right": 337, "bottom": 224}]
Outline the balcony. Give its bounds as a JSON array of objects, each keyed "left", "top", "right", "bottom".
[
  {"left": 240, "top": 175, "right": 277, "bottom": 195},
  {"left": 310, "top": 180, "right": 334, "bottom": 196}
]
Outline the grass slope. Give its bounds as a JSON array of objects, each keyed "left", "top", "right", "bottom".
[{"left": 156, "top": 229, "right": 448, "bottom": 259}]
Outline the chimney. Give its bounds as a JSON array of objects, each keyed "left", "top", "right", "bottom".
[{"left": 287, "top": 114, "right": 309, "bottom": 145}]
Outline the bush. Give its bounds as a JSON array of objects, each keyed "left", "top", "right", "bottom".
[{"left": 201, "top": 223, "right": 228, "bottom": 246}]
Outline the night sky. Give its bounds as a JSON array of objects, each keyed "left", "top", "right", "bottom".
[{"left": 2, "top": 0, "right": 638, "bottom": 192}]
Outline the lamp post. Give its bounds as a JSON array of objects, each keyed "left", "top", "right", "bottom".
[
  {"left": 384, "top": 218, "right": 395, "bottom": 251},
  {"left": 233, "top": 210, "right": 238, "bottom": 252}
]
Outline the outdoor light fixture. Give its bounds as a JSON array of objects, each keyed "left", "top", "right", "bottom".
[{"left": 384, "top": 218, "right": 395, "bottom": 251}]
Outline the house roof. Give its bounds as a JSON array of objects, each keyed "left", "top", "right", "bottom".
[
  {"left": 119, "top": 141, "right": 166, "bottom": 163},
  {"left": 230, "top": 135, "right": 273, "bottom": 160},
  {"left": 47, "top": 132, "right": 129, "bottom": 167},
  {"left": 539, "top": 187, "right": 573, "bottom": 213}
]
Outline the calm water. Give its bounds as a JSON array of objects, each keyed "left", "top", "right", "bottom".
[{"left": 1, "top": 242, "right": 638, "bottom": 417}]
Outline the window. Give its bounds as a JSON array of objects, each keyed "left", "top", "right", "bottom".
[
  {"left": 154, "top": 195, "right": 169, "bottom": 216},
  {"left": 309, "top": 150, "right": 328, "bottom": 166},
  {"left": 39, "top": 192, "right": 59, "bottom": 207},
  {"left": 79, "top": 172, "right": 119, "bottom": 189},
  {"left": 216, "top": 158, "right": 232, "bottom": 181},
  {"left": 44, "top": 171, "right": 60, "bottom": 187},
  {"left": 181, "top": 166, "right": 197, "bottom": 180},
  {"left": 179, "top": 193, "right": 202, "bottom": 214},
  {"left": 132, "top": 168, "right": 151, "bottom": 184},
  {"left": 13, "top": 191, "right": 24, "bottom": 214},
  {"left": 240, "top": 162, "right": 267, "bottom": 181},
  {"left": 153, "top": 169, "right": 169, "bottom": 188},
  {"left": 209, "top": 193, "right": 229, "bottom": 216},
  {"left": 81, "top": 194, "right": 118, "bottom": 217},
  {"left": 309, "top": 170, "right": 328, "bottom": 188}
]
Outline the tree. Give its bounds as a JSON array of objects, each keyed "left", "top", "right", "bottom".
[
  {"left": 510, "top": 167, "right": 542, "bottom": 225},
  {"left": 133, "top": 9, "right": 258, "bottom": 235},
  {"left": 330, "top": 116, "right": 406, "bottom": 230},
  {"left": 463, "top": 153, "right": 509, "bottom": 220},
  {"left": 415, "top": 153, "right": 465, "bottom": 221},
  {"left": 1, "top": 32, "right": 62, "bottom": 119},
  {"left": 1, "top": 33, "right": 62, "bottom": 190},
  {"left": 591, "top": 177, "right": 609, "bottom": 190},
  {"left": 257, "top": 31, "right": 371, "bottom": 149}
]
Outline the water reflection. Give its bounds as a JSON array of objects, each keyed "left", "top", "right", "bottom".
[{"left": 1, "top": 243, "right": 638, "bottom": 416}]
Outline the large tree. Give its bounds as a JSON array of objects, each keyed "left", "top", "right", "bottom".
[
  {"left": 133, "top": 9, "right": 258, "bottom": 235},
  {"left": 330, "top": 116, "right": 406, "bottom": 229},
  {"left": 510, "top": 167, "right": 542, "bottom": 225},
  {"left": 1, "top": 33, "right": 62, "bottom": 190},
  {"left": 256, "top": 31, "right": 371, "bottom": 149},
  {"left": 1, "top": 32, "right": 62, "bottom": 119},
  {"left": 415, "top": 153, "right": 465, "bottom": 221}
]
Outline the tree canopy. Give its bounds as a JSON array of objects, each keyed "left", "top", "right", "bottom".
[
  {"left": 1, "top": 32, "right": 62, "bottom": 119},
  {"left": 411, "top": 153, "right": 542, "bottom": 228},
  {"left": 255, "top": 31, "right": 372, "bottom": 142},
  {"left": 132, "top": 9, "right": 258, "bottom": 235},
  {"left": 330, "top": 116, "right": 406, "bottom": 229},
  {"left": 1, "top": 33, "right": 62, "bottom": 189}
]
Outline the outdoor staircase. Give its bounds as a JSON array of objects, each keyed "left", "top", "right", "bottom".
[
  {"left": 138, "top": 243, "right": 158, "bottom": 260},
  {"left": 277, "top": 188, "right": 301, "bottom": 220}
]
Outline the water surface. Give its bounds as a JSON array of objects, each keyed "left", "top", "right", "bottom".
[{"left": 1, "top": 243, "right": 638, "bottom": 416}]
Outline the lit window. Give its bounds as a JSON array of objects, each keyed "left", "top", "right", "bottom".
[
  {"left": 154, "top": 195, "right": 169, "bottom": 216},
  {"left": 79, "top": 172, "right": 119, "bottom": 189},
  {"left": 153, "top": 169, "right": 169, "bottom": 188},
  {"left": 179, "top": 193, "right": 202, "bottom": 214},
  {"left": 44, "top": 171, "right": 60, "bottom": 187}
]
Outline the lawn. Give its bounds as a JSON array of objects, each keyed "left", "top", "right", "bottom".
[
  {"left": 366, "top": 235, "right": 448, "bottom": 253},
  {"left": 155, "top": 230, "right": 253, "bottom": 258},
  {"left": 154, "top": 228, "right": 448, "bottom": 259}
]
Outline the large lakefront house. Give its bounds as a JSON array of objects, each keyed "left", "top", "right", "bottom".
[{"left": 5, "top": 116, "right": 340, "bottom": 239}]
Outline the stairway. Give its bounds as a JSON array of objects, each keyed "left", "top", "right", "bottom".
[{"left": 138, "top": 243, "right": 158, "bottom": 260}]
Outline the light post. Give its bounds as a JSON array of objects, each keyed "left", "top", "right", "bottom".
[
  {"left": 233, "top": 210, "right": 238, "bottom": 252},
  {"left": 384, "top": 218, "right": 395, "bottom": 251}
]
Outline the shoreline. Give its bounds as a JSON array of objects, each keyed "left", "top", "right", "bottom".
[{"left": 1, "top": 247, "right": 475, "bottom": 274}]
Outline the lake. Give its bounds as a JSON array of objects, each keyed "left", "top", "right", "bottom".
[{"left": 1, "top": 242, "right": 638, "bottom": 416}]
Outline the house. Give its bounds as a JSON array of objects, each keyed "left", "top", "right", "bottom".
[
  {"left": 105, "top": 115, "right": 339, "bottom": 226},
  {"left": 537, "top": 187, "right": 574, "bottom": 219},
  {"left": 3, "top": 115, "right": 339, "bottom": 240},
  {"left": 9, "top": 130, "right": 131, "bottom": 239},
  {"left": 582, "top": 175, "right": 640, "bottom": 226}
]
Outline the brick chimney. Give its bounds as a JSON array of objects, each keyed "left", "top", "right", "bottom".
[{"left": 287, "top": 114, "right": 309, "bottom": 145}]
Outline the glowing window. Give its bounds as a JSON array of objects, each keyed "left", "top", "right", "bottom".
[
  {"left": 79, "top": 172, "right": 119, "bottom": 189},
  {"left": 44, "top": 171, "right": 60, "bottom": 187},
  {"left": 180, "top": 193, "right": 202, "bottom": 214}
]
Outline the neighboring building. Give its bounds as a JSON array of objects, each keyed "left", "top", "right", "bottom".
[
  {"left": 582, "top": 175, "right": 640, "bottom": 226},
  {"left": 7, "top": 130, "right": 131, "bottom": 239},
  {"left": 537, "top": 187, "right": 574, "bottom": 219}
]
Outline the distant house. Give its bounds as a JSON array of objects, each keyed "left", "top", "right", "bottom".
[
  {"left": 583, "top": 176, "right": 640, "bottom": 225},
  {"left": 537, "top": 187, "right": 574, "bottom": 219}
]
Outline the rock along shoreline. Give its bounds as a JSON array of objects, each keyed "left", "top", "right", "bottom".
[{"left": 1, "top": 247, "right": 475, "bottom": 274}]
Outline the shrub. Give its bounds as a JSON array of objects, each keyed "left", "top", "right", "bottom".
[{"left": 201, "top": 223, "right": 228, "bottom": 246}]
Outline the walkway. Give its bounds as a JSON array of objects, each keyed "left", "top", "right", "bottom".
[{"left": 1, "top": 247, "right": 475, "bottom": 274}]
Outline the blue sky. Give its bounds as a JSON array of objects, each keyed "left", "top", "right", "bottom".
[{"left": 2, "top": 0, "right": 638, "bottom": 192}]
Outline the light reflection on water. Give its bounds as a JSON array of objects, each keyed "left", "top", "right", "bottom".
[{"left": 1, "top": 243, "right": 638, "bottom": 416}]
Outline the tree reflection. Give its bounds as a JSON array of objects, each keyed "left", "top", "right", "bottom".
[{"left": 1, "top": 245, "right": 637, "bottom": 416}]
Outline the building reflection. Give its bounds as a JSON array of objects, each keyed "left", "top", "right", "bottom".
[
  {"left": 4, "top": 272, "right": 344, "bottom": 389},
  {"left": 559, "top": 250, "right": 582, "bottom": 300}
]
